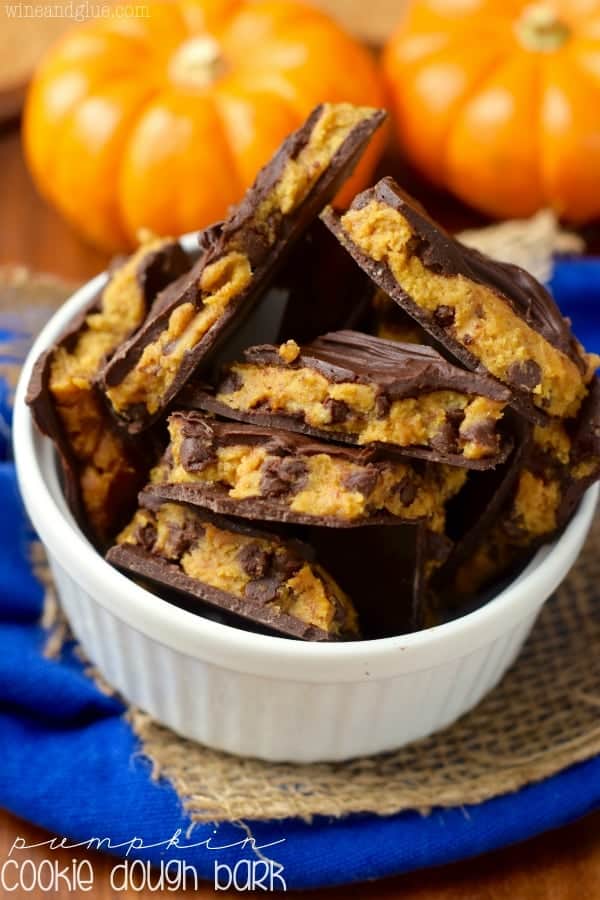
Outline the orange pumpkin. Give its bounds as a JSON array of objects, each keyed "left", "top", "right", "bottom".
[
  {"left": 24, "top": 0, "right": 386, "bottom": 251},
  {"left": 384, "top": 1, "right": 600, "bottom": 223}
]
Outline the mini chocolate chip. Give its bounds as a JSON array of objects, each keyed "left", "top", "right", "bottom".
[
  {"left": 260, "top": 457, "right": 309, "bottom": 498},
  {"left": 343, "top": 467, "right": 378, "bottom": 497},
  {"left": 528, "top": 449, "right": 558, "bottom": 482},
  {"left": 251, "top": 398, "right": 275, "bottom": 412},
  {"left": 166, "top": 521, "right": 203, "bottom": 558},
  {"left": 460, "top": 420, "right": 497, "bottom": 452},
  {"left": 180, "top": 417, "right": 213, "bottom": 439},
  {"left": 244, "top": 576, "right": 282, "bottom": 605},
  {"left": 237, "top": 542, "right": 271, "bottom": 579},
  {"left": 433, "top": 305, "right": 455, "bottom": 328},
  {"left": 324, "top": 398, "right": 350, "bottom": 424},
  {"left": 136, "top": 521, "right": 157, "bottom": 552},
  {"left": 375, "top": 392, "right": 391, "bottom": 419},
  {"left": 507, "top": 359, "right": 542, "bottom": 392},
  {"left": 241, "top": 227, "right": 273, "bottom": 269},
  {"left": 463, "top": 334, "right": 473, "bottom": 345},
  {"left": 406, "top": 235, "right": 425, "bottom": 257},
  {"left": 270, "top": 549, "right": 302, "bottom": 581},
  {"left": 219, "top": 369, "right": 243, "bottom": 395},
  {"left": 396, "top": 476, "right": 417, "bottom": 506},
  {"left": 474, "top": 303, "right": 486, "bottom": 319},
  {"left": 180, "top": 436, "right": 215, "bottom": 472},
  {"left": 447, "top": 408, "right": 466, "bottom": 428},
  {"left": 264, "top": 436, "right": 293, "bottom": 457},
  {"left": 430, "top": 423, "right": 456, "bottom": 454},
  {"left": 431, "top": 408, "right": 464, "bottom": 455}
]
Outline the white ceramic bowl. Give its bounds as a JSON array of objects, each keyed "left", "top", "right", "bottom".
[{"left": 13, "top": 238, "right": 598, "bottom": 762}]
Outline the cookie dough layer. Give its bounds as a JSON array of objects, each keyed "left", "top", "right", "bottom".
[
  {"left": 154, "top": 413, "right": 466, "bottom": 527},
  {"left": 105, "top": 251, "right": 252, "bottom": 417},
  {"left": 324, "top": 179, "right": 597, "bottom": 421},
  {"left": 110, "top": 501, "right": 359, "bottom": 641},
  {"left": 101, "top": 103, "right": 386, "bottom": 430},
  {"left": 219, "top": 363, "right": 506, "bottom": 460},
  {"left": 27, "top": 236, "right": 187, "bottom": 542},
  {"left": 200, "top": 332, "right": 510, "bottom": 466}
]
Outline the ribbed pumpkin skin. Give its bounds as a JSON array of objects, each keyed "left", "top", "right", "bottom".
[
  {"left": 24, "top": 0, "right": 387, "bottom": 251},
  {"left": 384, "top": 0, "right": 600, "bottom": 224}
]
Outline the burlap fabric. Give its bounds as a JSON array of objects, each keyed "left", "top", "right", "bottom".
[
  {"left": 5, "top": 212, "right": 599, "bottom": 824},
  {"left": 120, "top": 513, "right": 600, "bottom": 822}
]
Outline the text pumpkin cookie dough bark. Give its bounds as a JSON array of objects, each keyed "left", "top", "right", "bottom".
[
  {"left": 190, "top": 331, "right": 512, "bottom": 468},
  {"left": 26, "top": 237, "right": 189, "bottom": 543},
  {"left": 100, "top": 103, "right": 387, "bottom": 432},
  {"left": 107, "top": 497, "right": 359, "bottom": 641},
  {"left": 323, "top": 178, "right": 597, "bottom": 423}
]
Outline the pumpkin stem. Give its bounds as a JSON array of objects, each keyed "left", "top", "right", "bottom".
[
  {"left": 516, "top": 4, "right": 570, "bottom": 52},
  {"left": 169, "top": 36, "right": 227, "bottom": 89}
]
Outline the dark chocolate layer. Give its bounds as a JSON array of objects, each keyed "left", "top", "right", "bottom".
[
  {"left": 242, "top": 330, "right": 510, "bottom": 401},
  {"left": 275, "top": 219, "right": 374, "bottom": 343},
  {"left": 306, "top": 523, "right": 450, "bottom": 637}
]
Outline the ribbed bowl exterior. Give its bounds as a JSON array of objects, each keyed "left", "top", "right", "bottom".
[
  {"left": 51, "top": 554, "right": 537, "bottom": 761},
  {"left": 14, "top": 242, "right": 597, "bottom": 764}
]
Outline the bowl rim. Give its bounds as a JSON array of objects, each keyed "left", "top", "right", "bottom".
[{"left": 12, "top": 235, "right": 599, "bottom": 683}]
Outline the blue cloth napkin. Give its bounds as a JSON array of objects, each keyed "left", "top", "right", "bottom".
[
  {"left": 0, "top": 259, "right": 598, "bottom": 891},
  {"left": 549, "top": 258, "right": 600, "bottom": 351}
]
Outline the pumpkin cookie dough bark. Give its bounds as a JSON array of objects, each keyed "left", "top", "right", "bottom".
[
  {"left": 99, "top": 103, "right": 387, "bottom": 433},
  {"left": 26, "top": 237, "right": 189, "bottom": 543},
  {"left": 107, "top": 496, "right": 359, "bottom": 641},
  {"left": 448, "top": 379, "right": 600, "bottom": 597},
  {"left": 323, "top": 178, "right": 597, "bottom": 423},
  {"left": 147, "top": 412, "right": 466, "bottom": 528},
  {"left": 190, "top": 331, "right": 512, "bottom": 468}
]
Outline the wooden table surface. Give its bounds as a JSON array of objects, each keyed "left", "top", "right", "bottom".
[{"left": 1, "top": 118, "right": 600, "bottom": 897}]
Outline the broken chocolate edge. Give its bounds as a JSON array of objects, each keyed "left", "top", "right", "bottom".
[
  {"left": 99, "top": 107, "right": 388, "bottom": 433},
  {"left": 106, "top": 543, "right": 339, "bottom": 642},
  {"left": 145, "top": 482, "right": 421, "bottom": 528},
  {"left": 321, "top": 206, "right": 550, "bottom": 426}
]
